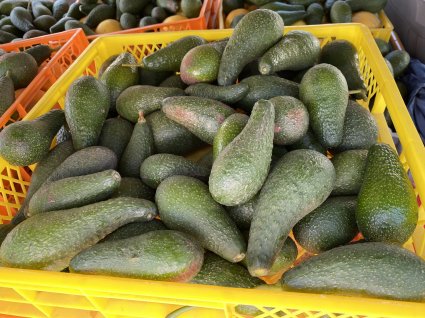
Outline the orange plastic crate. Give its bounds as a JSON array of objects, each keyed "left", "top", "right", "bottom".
[
  {"left": 87, "top": 0, "right": 222, "bottom": 41},
  {"left": 0, "top": 29, "right": 89, "bottom": 129}
]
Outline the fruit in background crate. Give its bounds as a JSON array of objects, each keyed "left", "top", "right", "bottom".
[
  {"left": 52, "top": 0, "right": 69, "bottom": 20},
  {"left": 152, "top": 6, "right": 168, "bottom": 22},
  {"left": 23, "top": 29, "right": 48, "bottom": 39},
  {"left": 293, "top": 196, "right": 358, "bottom": 253},
  {"left": 209, "top": 100, "right": 275, "bottom": 206},
  {"left": 70, "top": 230, "right": 204, "bottom": 282},
  {"left": 0, "top": 72, "right": 15, "bottom": 116},
  {"left": 180, "top": 45, "right": 221, "bottom": 85},
  {"left": 375, "top": 38, "right": 391, "bottom": 56},
  {"left": 118, "top": 0, "right": 150, "bottom": 14},
  {"left": 33, "top": 15, "right": 57, "bottom": 33},
  {"left": 0, "top": 109, "right": 64, "bottom": 166},
  {"left": 191, "top": 252, "right": 263, "bottom": 288},
  {"left": 95, "top": 19, "right": 122, "bottom": 33},
  {"left": 385, "top": 50, "right": 411, "bottom": 78},
  {"left": 247, "top": 149, "right": 335, "bottom": 277},
  {"left": 259, "top": 30, "right": 321, "bottom": 75},
  {"left": 0, "top": 197, "right": 158, "bottom": 271},
  {"left": 65, "top": 76, "right": 110, "bottom": 150},
  {"left": 300, "top": 63, "right": 348, "bottom": 148},
  {"left": 384, "top": 58, "right": 394, "bottom": 76},
  {"left": 269, "top": 96, "right": 309, "bottom": 146},
  {"left": 218, "top": 9, "right": 284, "bottom": 86},
  {"left": 181, "top": 0, "right": 202, "bottom": 18},
  {"left": 119, "top": 12, "right": 138, "bottom": 29},
  {"left": 139, "top": 16, "right": 158, "bottom": 27},
  {"left": 156, "top": 175, "right": 246, "bottom": 263},
  {"left": 25, "top": 44, "right": 55, "bottom": 66},
  {"left": 282, "top": 242, "right": 425, "bottom": 301},
  {"left": 10, "top": 7, "right": 34, "bottom": 32},
  {"left": 345, "top": 0, "right": 388, "bottom": 13},
  {"left": 260, "top": 2, "right": 305, "bottom": 11},
  {"left": 64, "top": 19, "right": 96, "bottom": 36},
  {"left": 143, "top": 35, "right": 207, "bottom": 72},
  {"left": 225, "top": 8, "right": 249, "bottom": 28},
  {"left": 0, "top": 52, "right": 38, "bottom": 88},
  {"left": 275, "top": 10, "right": 307, "bottom": 26},
  {"left": 356, "top": 143, "right": 418, "bottom": 244},
  {"left": 223, "top": 0, "right": 244, "bottom": 14},
  {"left": 28, "top": 170, "right": 122, "bottom": 216},
  {"left": 85, "top": 4, "right": 116, "bottom": 29},
  {"left": 330, "top": 0, "right": 352, "bottom": 23},
  {"left": 163, "top": 14, "right": 187, "bottom": 23},
  {"left": 162, "top": 96, "right": 235, "bottom": 144},
  {"left": 305, "top": 3, "right": 324, "bottom": 24},
  {"left": 351, "top": 11, "right": 382, "bottom": 28},
  {"left": 157, "top": 0, "right": 180, "bottom": 14}
]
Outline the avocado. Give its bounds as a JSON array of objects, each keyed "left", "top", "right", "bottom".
[
  {"left": 0, "top": 72, "right": 14, "bottom": 116},
  {"left": 209, "top": 100, "right": 274, "bottom": 206},
  {"left": 320, "top": 40, "right": 367, "bottom": 99},
  {"left": 145, "top": 111, "right": 205, "bottom": 156},
  {"left": 139, "top": 16, "right": 157, "bottom": 27},
  {"left": 293, "top": 196, "right": 358, "bottom": 253},
  {"left": 247, "top": 149, "right": 335, "bottom": 276},
  {"left": 180, "top": 45, "right": 221, "bottom": 85},
  {"left": 143, "top": 36, "right": 207, "bottom": 72},
  {"left": 155, "top": 0, "right": 178, "bottom": 13},
  {"left": 23, "top": 29, "right": 48, "bottom": 39},
  {"left": 276, "top": 10, "right": 307, "bottom": 25},
  {"left": 270, "top": 96, "right": 309, "bottom": 145},
  {"left": 98, "top": 117, "right": 134, "bottom": 160},
  {"left": 1, "top": 24, "right": 23, "bottom": 37},
  {"left": 218, "top": 9, "right": 284, "bottom": 86},
  {"left": 65, "top": 3, "right": 84, "bottom": 20},
  {"left": 259, "top": 30, "right": 320, "bottom": 75},
  {"left": 282, "top": 242, "right": 425, "bottom": 301},
  {"left": 331, "top": 149, "right": 368, "bottom": 195},
  {"left": 260, "top": 2, "right": 305, "bottom": 11},
  {"left": 268, "top": 236, "right": 298, "bottom": 276},
  {"left": 65, "top": 76, "right": 110, "bottom": 150},
  {"left": 230, "top": 14, "right": 245, "bottom": 28},
  {"left": 385, "top": 50, "right": 410, "bottom": 78},
  {"left": 300, "top": 63, "right": 348, "bottom": 148},
  {"left": 375, "top": 38, "right": 391, "bottom": 56},
  {"left": 84, "top": 4, "right": 115, "bottom": 28},
  {"left": 151, "top": 7, "right": 168, "bottom": 22},
  {"left": 70, "top": 230, "right": 203, "bottom": 282},
  {"left": 102, "top": 219, "right": 166, "bottom": 241},
  {"left": 213, "top": 113, "right": 249, "bottom": 160},
  {"left": 65, "top": 20, "right": 96, "bottom": 36},
  {"left": 161, "top": 96, "right": 235, "bottom": 145},
  {"left": 28, "top": 170, "right": 121, "bottom": 216},
  {"left": 111, "top": 177, "right": 155, "bottom": 201},
  {"left": 324, "top": 0, "right": 336, "bottom": 13},
  {"left": 181, "top": 0, "right": 202, "bottom": 18},
  {"left": 385, "top": 58, "right": 394, "bottom": 76},
  {"left": 118, "top": 113, "right": 154, "bottom": 178},
  {"left": 237, "top": 75, "right": 299, "bottom": 112},
  {"left": 0, "top": 109, "right": 65, "bottom": 166},
  {"left": 119, "top": 0, "right": 150, "bottom": 14},
  {"left": 33, "top": 15, "right": 57, "bottom": 33},
  {"left": 79, "top": 3, "right": 97, "bottom": 15},
  {"left": 226, "top": 196, "right": 256, "bottom": 230},
  {"left": 0, "top": 223, "right": 15, "bottom": 245},
  {"left": 0, "top": 30, "right": 16, "bottom": 43},
  {"left": 139, "top": 68, "right": 173, "bottom": 86},
  {"left": 159, "top": 75, "right": 187, "bottom": 89},
  {"left": 11, "top": 140, "right": 75, "bottom": 225},
  {"left": 185, "top": 83, "right": 249, "bottom": 104},
  {"left": 52, "top": 0, "right": 69, "bottom": 20},
  {"left": 32, "top": 1, "right": 52, "bottom": 18},
  {"left": 288, "top": 0, "right": 319, "bottom": 5},
  {"left": 49, "top": 16, "right": 74, "bottom": 33},
  {"left": 119, "top": 12, "right": 138, "bottom": 29},
  {"left": 356, "top": 143, "right": 418, "bottom": 244},
  {"left": 140, "top": 153, "right": 210, "bottom": 188},
  {"left": 116, "top": 85, "right": 185, "bottom": 122},
  {"left": 100, "top": 52, "right": 139, "bottom": 109},
  {"left": 223, "top": 0, "right": 244, "bottom": 14},
  {"left": 0, "top": 0, "right": 29, "bottom": 16},
  {"left": 330, "top": 1, "right": 352, "bottom": 23},
  {"left": 25, "top": 44, "right": 53, "bottom": 66},
  {"left": 156, "top": 175, "right": 246, "bottom": 263},
  {"left": 335, "top": 100, "right": 378, "bottom": 151},
  {"left": 0, "top": 197, "right": 157, "bottom": 271},
  {"left": 306, "top": 3, "right": 324, "bottom": 24},
  {"left": 0, "top": 52, "right": 38, "bottom": 88},
  {"left": 46, "top": 146, "right": 118, "bottom": 182},
  {"left": 10, "top": 6, "right": 34, "bottom": 32},
  {"left": 345, "top": 0, "right": 387, "bottom": 13},
  {"left": 191, "top": 252, "right": 262, "bottom": 288}
]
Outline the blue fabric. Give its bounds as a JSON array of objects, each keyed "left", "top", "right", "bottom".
[{"left": 402, "top": 59, "right": 425, "bottom": 143}]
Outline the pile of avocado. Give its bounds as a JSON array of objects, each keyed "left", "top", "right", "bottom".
[
  {"left": 224, "top": 0, "right": 388, "bottom": 27},
  {"left": 0, "top": 44, "right": 58, "bottom": 117},
  {"left": 0, "top": 9, "right": 424, "bottom": 306},
  {"left": 0, "top": 0, "right": 203, "bottom": 43}
]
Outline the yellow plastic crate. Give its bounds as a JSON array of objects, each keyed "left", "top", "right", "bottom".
[
  {"left": 1, "top": 25, "right": 425, "bottom": 318},
  {"left": 371, "top": 10, "right": 394, "bottom": 41}
]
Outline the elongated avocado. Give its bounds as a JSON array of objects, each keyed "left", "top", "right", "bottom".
[
  {"left": 102, "top": 219, "right": 166, "bottom": 241},
  {"left": 70, "top": 230, "right": 204, "bottom": 282},
  {"left": 0, "top": 197, "right": 157, "bottom": 271},
  {"left": 226, "top": 196, "right": 256, "bottom": 230},
  {"left": 161, "top": 96, "right": 235, "bottom": 144},
  {"left": 111, "top": 177, "right": 155, "bottom": 201},
  {"left": 209, "top": 100, "right": 275, "bottom": 206},
  {"left": 0, "top": 52, "right": 38, "bottom": 89},
  {"left": 213, "top": 113, "right": 249, "bottom": 159},
  {"left": 217, "top": 9, "right": 284, "bottom": 86},
  {"left": 98, "top": 117, "right": 134, "bottom": 160},
  {"left": 140, "top": 153, "right": 210, "bottom": 188},
  {"left": 185, "top": 83, "right": 249, "bottom": 104},
  {"left": 356, "top": 143, "right": 417, "bottom": 244},
  {"left": 282, "top": 242, "right": 425, "bottom": 301},
  {"left": 156, "top": 176, "right": 246, "bottom": 263},
  {"left": 0, "top": 72, "right": 15, "bottom": 116},
  {"left": 28, "top": 170, "right": 121, "bottom": 216},
  {"left": 247, "top": 149, "right": 335, "bottom": 276}
]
